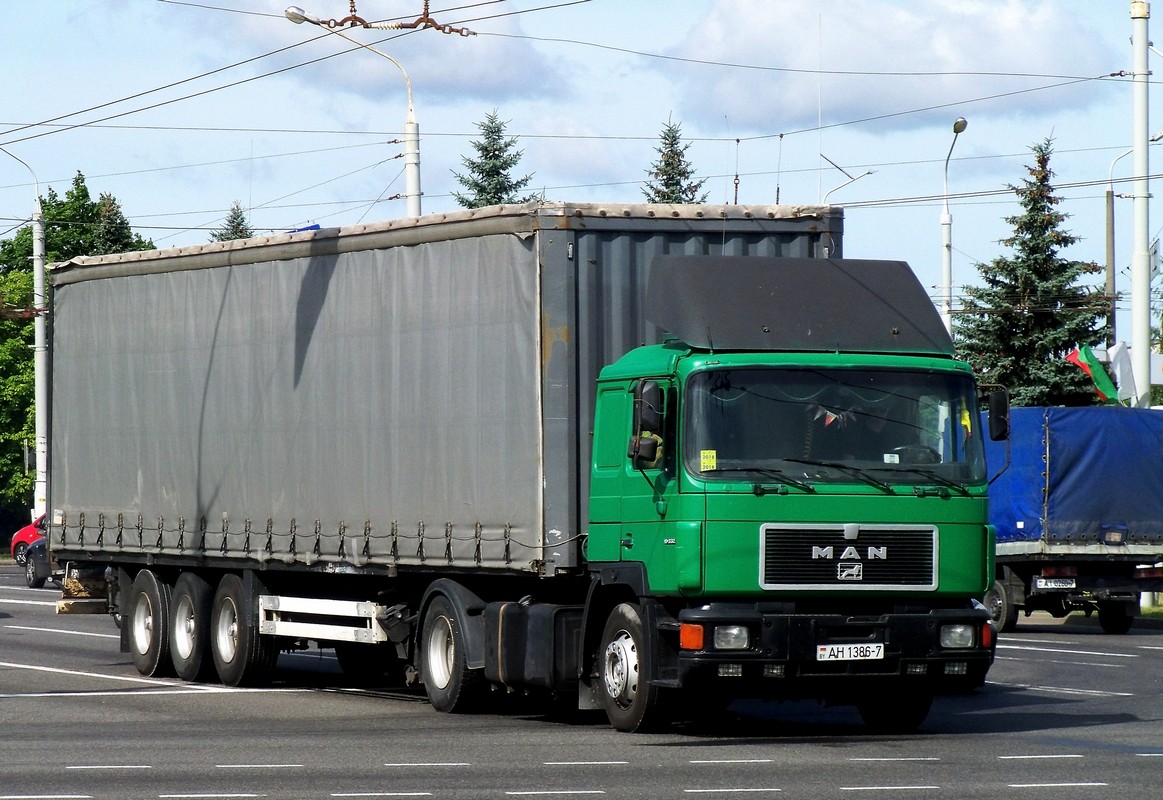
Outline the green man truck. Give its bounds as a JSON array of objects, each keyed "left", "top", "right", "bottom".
[{"left": 47, "top": 202, "right": 1003, "bottom": 732}]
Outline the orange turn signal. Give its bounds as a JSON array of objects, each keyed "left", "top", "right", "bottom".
[{"left": 679, "top": 623, "right": 705, "bottom": 650}]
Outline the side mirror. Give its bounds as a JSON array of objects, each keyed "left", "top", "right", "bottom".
[
  {"left": 986, "top": 389, "right": 1009, "bottom": 441},
  {"left": 628, "top": 380, "right": 664, "bottom": 468}
]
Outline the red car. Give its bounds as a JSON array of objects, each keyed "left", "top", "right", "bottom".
[{"left": 10, "top": 514, "right": 45, "bottom": 565}]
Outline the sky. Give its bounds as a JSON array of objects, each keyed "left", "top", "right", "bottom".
[{"left": 0, "top": 0, "right": 1157, "bottom": 353}]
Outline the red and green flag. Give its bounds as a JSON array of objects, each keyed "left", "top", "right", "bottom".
[{"left": 1066, "top": 345, "right": 1118, "bottom": 403}]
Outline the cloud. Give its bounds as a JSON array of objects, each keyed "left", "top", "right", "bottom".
[{"left": 659, "top": 0, "right": 1120, "bottom": 135}]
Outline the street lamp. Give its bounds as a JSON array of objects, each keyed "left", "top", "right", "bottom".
[
  {"left": 1106, "top": 131, "right": 1163, "bottom": 346},
  {"left": 285, "top": 5, "right": 422, "bottom": 217},
  {"left": 0, "top": 145, "right": 47, "bottom": 522},
  {"left": 941, "top": 116, "right": 968, "bottom": 334}
]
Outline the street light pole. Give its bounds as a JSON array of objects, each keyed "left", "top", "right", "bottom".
[
  {"left": 941, "top": 117, "right": 968, "bottom": 334},
  {"left": 1106, "top": 131, "right": 1163, "bottom": 347},
  {"left": 286, "top": 6, "right": 422, "bottom": 217},
  {"left": 1131, "top": 0, "right": 1151, "bottom": 407},
  {"left": 1, "top": 145, "right": 47, "bottom": 522}
]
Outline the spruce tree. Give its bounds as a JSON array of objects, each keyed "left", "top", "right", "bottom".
[
  {"left": 451, "top": 111, "right": 537, "bottom": 208},
  {"left": 643, "top": 118, "right": 707, "bottom": 204},
  {"left": 210, "top": 201, "right": 256, "bottom": 242},
  {"left": 954, "top": 139, "right": 1110, "bottom": 406}
]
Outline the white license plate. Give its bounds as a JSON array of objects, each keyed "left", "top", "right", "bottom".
[
  {"left": 1035, "top": 577, "right": 1076, "bottom": 589},
  {"left": 817, "top": 643, "right": 884, "bottom": 661}
]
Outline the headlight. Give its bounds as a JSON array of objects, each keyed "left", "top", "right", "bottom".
[
  {"left": 940, "top": 623, "right": 975, "bottom": 649},
  {"left": 713, "top": 625, "right": 750, "bottom": 650}
]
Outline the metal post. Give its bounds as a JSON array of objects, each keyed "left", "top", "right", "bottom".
[
  {"left": 1106, "top": 185, "right": 1117, "bottom": 347},
  {"left": 1131, "top": 1, "right": 1151, "bottom": 407},
  {"left": 941, "top": 118, "right": 968, "bottom": 334}
]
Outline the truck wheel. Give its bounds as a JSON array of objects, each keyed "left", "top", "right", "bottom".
[
  {"left": 857, "top": 691, "right": 932, "bottom": 733},
  {"left": 128, "top": 570, "right": 174, "bottom": 677},
  {"left": 598, "top": 602, "right": 664, "bottom": 733},
  {"left": 210, "top": 573, "right": 277, "bottom": 686},
  {"left": 420, "top": 594, "right": 482, "bottom": 712},
  {"left": 1098, "top": 602, "right": 1134, "bottom": 635},
  {"left": 985, "top": 580, "right": 1017, "bottom": 632},
  {"left": 170, "top": 572, "right": 215, "bottom": 681}
]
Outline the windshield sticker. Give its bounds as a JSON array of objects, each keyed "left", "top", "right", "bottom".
[{"left": 700, "top": 450, "right": 718, "bottom": 471}]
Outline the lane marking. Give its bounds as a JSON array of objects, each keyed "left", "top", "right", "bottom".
[
  {"left": 0, "top": 661, "right": 186, "bottom": 686},
  {"left": 0, "top": 598, "right": 59, "bottom": 608},
  {"left": 994, "top": 656, "right": 1127, "bottom": 668},
  {"left": 1008, "top": 783, "right": 1107, "bottom": 789},
  {"left": 848, "top": 758, "right": 940, "bottom": 762},
  {"left": 504, "top": 793, "right": 605, "bottom": 797},
  {"left": 383, "top": 763, "right": 471, "bottom": 767},
  {"left": 158, "top": 795, "right": 267, "bottom": 798},
  {"left": 332, "top": 794, "right": 434, "bottom": 798},
  {"left": 997, "top": 644, "right": 1138, "bottom": 659},
  {"left": 215, "top": 764, "right": 304, "bottom": 769},
  {"left": 5, "top": 625, "right": 119, "bottom": 639},
  {"left": 997, "top": 754, "right": 1083, "bottom": 760},
  {"left": 840, "top": 787, "right": 939, "bottom": 792},
  {"left": 683, "top": 790, "right": 782, "bottom": 794},
  {"left": 66, "top": 765, "right": 151, "bottom": 770},
  {"left": 544, "top": 762, "right": 628, "bottom": 766},
  {"left": 0, "top": 796, "right": 93, "bottom": 799},
  {"left": 689, "top": 760, "right": 773, "bottom": 765},
  {"left": 990, "top": 681, "right": 1133, "bottom": 698}
]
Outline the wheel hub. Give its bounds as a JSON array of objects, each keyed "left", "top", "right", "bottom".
[{"left": 602, "top": 630, "right": 638, "bottom": 706}]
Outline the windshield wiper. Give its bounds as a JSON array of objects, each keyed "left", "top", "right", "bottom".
[
  {"left": 781, "top": 457, "right": 895, "bottom": 494},
  {"left": 870, "top": 466, "right": 970, "bottom": 496},
  {"left": 706, "top": 467, "right": 816, "bottom": 493}
]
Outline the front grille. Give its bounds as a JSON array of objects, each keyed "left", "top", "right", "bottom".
[{"left": 761, "top": 524, "right": 937, "bottom": 590}]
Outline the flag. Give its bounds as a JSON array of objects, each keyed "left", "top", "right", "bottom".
[
  {"left": 1066, "top": 345, "right": 1118, "bottom": 403},
  {"left": 1107, "top": 342, "right": 1136, "bottom": 403}
]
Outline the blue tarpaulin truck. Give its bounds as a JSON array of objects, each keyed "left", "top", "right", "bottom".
[{"left": 983, "top": 406, "right": 1163, "bottom": 633}]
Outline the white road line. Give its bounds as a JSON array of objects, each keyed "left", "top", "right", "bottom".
[
  {"left": 0, "top": 687, "right": 306, "bottom": 699},
  {"left": 0, "top": 598, "right": 59, "bottom": 607},
  {"left": 331, "top": 794, "right": 433, "bottom": 798},
  {"left": 1008, "top": 783, "right": 1107, "bottom": 789},
  {"left": 990, "top": 681, "right": 1133, "bottom": 698},
  {"left": 214, "top": 764, "right": 303, "bottom": 769},
  {"left": 840, "top": 786, "right": 939, "bottom": 792},
  {"left": 4, "top": 625, "right": 118, "bottom": 639},
  {"left": 66, "top": 765, "right": 151, "bottom": 770},
  {"left": 997, "top": 644, "right": 1138, "bottom": 658},
  {"left": 0, "top": 796, "right": 93, "bottom": 799},
  {"left": 0, "top": 660, "right": 184, "bottom": 686},
  {"left": 684, "top": 790, "right": 782, "bottom": 794},
  {"left": 689, "top": 760, "right": 773, "bottom": 764},
  {"left": 158, "top": 794, "right": 267, "bottom": 798},
  {"left": 994, "top": 656, "right": 1127, "bottom": 668},
  {"left": 997, "top": 754, "right": 1083, "bottom": 760},
  {"left": 848, "top": 758, "right": 940, "bottom": 762},
  {"left": 544, "top": 762, "right": 628, "bottom": 766},
  {"left": 504, "top": 793, "right": 605, "bottom": 797},
  {"left": 383, "top": 763, "right": 471, "bottom": 767}
]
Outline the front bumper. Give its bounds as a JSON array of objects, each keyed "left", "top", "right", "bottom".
[{"left": 666, "top": 602, "right": 995, "bottom": 698}]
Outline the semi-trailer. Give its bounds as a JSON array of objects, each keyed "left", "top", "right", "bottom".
[{"left": 47, "top": 201, "right": 1002, "bottom": 731}]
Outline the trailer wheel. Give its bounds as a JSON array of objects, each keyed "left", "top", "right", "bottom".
[
  {"left": 128, "top": 570, "right": 174, "bottom": 677},
  {"left": 598, "top": 602, "right": 664, "bottom": 732},
  {"left": 1098, "top": 601, "right": 1135, "bottom": 635},
  {"left": 210, "top": 573, "right": 277, "bottom": 686},
  {"left": 985, "top": 580, "right": 1017, "bottom": 632},
  {"left": 420, "top": 594, "right": 481, "bottom": 712},
  {"left": 170, "top": 572, "right": 215, "bottom": 681},
  {"left": 857, "top": 691, "right": 933, "bottom": 733}
]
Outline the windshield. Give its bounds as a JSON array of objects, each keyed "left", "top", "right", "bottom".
[{"left": 684, "top": 367, "right": 986, "bottom": 485}]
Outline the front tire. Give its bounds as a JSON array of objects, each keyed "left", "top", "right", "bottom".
[
  {"left": 170, "top": 572, "right": 215, "bottom": 681},
  {"left": 210, "top": 573, "right": 276, "bottom": 686},
  {"left": 128, "top": 570, "right": 174, "bottom": 677},
  {"left": 598, "top": 602, "right": 664, "bottom": 732},
  {"left": 13, "top": 541, "right": 29, "bottom": 566},
  {"left": 419, "top": 594, "right": 482, "bottom": 712},
  {"left": 24, "top": 557, "right": 46, "bottom": 589}
]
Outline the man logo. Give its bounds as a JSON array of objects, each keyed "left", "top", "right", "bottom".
[{"left": 838, "top": 562, "right": 863, "bottom": 581}]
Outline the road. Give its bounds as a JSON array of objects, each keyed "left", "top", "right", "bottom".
[{"left": 2, "top": 563, "right": 1162, "bottom": 799}]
